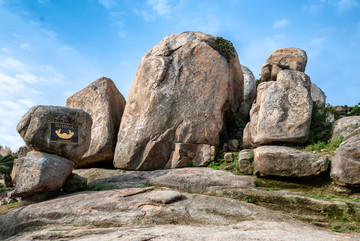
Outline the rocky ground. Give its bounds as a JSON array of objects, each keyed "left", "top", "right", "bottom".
[{"left": 1, "top": 167, "right": 359, "bottom": 240}]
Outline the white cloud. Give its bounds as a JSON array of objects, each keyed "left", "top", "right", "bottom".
[
  {"left": 148, "top": 0, "right": 172, "bottom": 16},
  {"left": 180, "top": 13, "right": 222, "bottom": 35},
  {"left": 336, "top": 0, "right": 359, "bottom": 12},
  {"left": 16, "top": 73, "right": 39, "bottom": 84},
  {"left": 273, "top": 19, "right": 289, "bottom": 28},
  {"left": 1, "top": 57, "right": 25, "bottom": 71},
  {"left": 20, "top": 43, "right": 31, "bottom": 51},
  {"left": 63, "top": 90, "right": 74, "bottom": 97},
  {"left": 98, "top": 0, "right": 117, "bottom": 9}
]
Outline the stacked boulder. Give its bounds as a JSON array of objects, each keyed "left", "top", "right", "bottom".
[
  {"left": 114, "top": 31, "right": 244, "bottom": 170},
  {"left": 330, "top": 116, "right": 360, "bottom": 187},
  {"left": 66, "top": 77, "right": 126, "bottom": 168},
  {"left": 14, "top": 105, "right": 92, "bottom": 197},
  {"left": 242, "top": 48, "right": 329, "bottom": 178}
]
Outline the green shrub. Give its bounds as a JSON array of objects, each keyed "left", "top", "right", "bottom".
[
  {"left": 347, "top": 102, "right": 360, "bottom": 116},
  {"left": 305, "top": 137, "right": 343, "bottom": 153},
  {"left": 210, "top": 37, "right": 236, "bottom": 62}
]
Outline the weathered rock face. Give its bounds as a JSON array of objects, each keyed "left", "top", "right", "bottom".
[
  {"left": 239, "top": 65, "right": 257, "bottom": 120},
  {"left": 310, "top": 83, "right": 326, "bottom": 107},
  {"left": 243, "top": 70, "right": 313, "bottom": 146},
  {"left": 165, "top": 143, "right": 215, "bottom": 168},
  {"left": 331, "top": 116, "right": 360, "bottom": 141},
  {"left": 10, "top": 157, "right": 25, "bottom": 185},
  {"left": 254, "top": 146, "right": 329, "bottom": 178},
  {"left": 14, "top": 151, "right": 73, "bottom": 197},
  {"left": 261, "top": 47, "right": 307, "bottom": 82},
  {"left": 114, "top": 31, "right": 244, "bottom": 170},
  {"left": 62, "top": 173, "right": 88, "bottom": 193},
  {"left": 238, "top": 149, "right": 253, "bottom": 175},
  {"left": 330, "top": 134, "right": 360, "bottom": 187},
  {"left": 16, "top": 105, "right": 92, "bottom": 161},
  {"left": 66, "top": 77, "right": 126, "bottom": 167}
]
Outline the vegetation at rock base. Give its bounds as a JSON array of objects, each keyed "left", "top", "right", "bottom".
[
  {"left": 347, "top": 102, "right": 360, "bottom": 116},
  {"left": 0, "top": 154, "right": 14, "bottom": 187},
  {"left": 308, "top": 101, "right": 335, "bottom": 144},
  {"left": 209, "top": 36, "right": 236, "bottom": 62},
  {"left": 305, "top": 137, "right": 343, "bottom": 154},
  {"left": 0, "top": 202, "right": 20, "bottom": 214},
  {"left": 207, "top": 150, "right": 241, "bottom": 175}
]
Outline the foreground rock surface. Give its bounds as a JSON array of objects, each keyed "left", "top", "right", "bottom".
[
  {"left": 254, "top": 146, "right": 329, "bottom": 178},
  {"left": 114, "top": 31, "right": 244, "bottom": 170},
  {"left": 67, "top": 77, "right": 126, "bottom": 168},
  {"left": 244, "top": 70, "right": 313, "bottom": 146},
  {"left": 14, "top": 151, "right": 73, "bottom": 197},
  {"left": 331, "top": 134, "right": 360, "bottom": 187},
  {"left": 16, "top": 105, "right": 92, "bottom": 161}
]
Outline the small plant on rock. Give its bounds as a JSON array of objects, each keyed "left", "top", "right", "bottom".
[{"left": 209, "top": 37, "right": 236, "bottom": 62}]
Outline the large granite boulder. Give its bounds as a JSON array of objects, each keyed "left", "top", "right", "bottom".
[
  {"left": 114, "top": 31, "right": 244, "bottom": 170},
  {"left": 310, "top": 83, "right": 326, "bottom": 107},
  {"left": 254, "top": 146, "right": 329, "bottom": 178},
  {"left": 331, "top": 116, "right": 360, "bottom": 141},
  {"left": 239, "top": 65, "right": 257, "bottom": 120},
  {"left": 14, "top": 151, "right": 73, "bottom": 197},
  {"left": 261, "top": 47, "right": 307, "bottom": 82},
  {"left": 243, "top": 70, "right": 313, "bottom": 146},
  {"left": 17, "top": 105, "right": 92, "bottom": 161},
  {"left": 66, "top": 77, "right": 126, "bottom": 167},
  {"left": 330, "top": 134, "right": 360, "bottom": 187}
]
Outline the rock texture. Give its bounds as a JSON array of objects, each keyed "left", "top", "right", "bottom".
[
  {"left": 114, "top": 31, "right": 244, "bottom": 170},
  {"left": 254, "top": 146, "right": 329, "bottom": 178},
  {"left": 244, "top": 70, "right": 313, "bottom": 146},
  {"left": 261, "top": 47, "right": 307, "bottom": 82},
  {"left": 239, "top": 65, "right": 257, "bottom": 120},
  {"left": 10, "top": 157, "right": 25, "bottom": 185},
  {"left": 238, "top": 149, "right": 253, "bottom": 175},
  {"left": 165, "top": 143, "right": 215, "bottom": 168},
  {"left": 14, "top": 151, "right": 73, "bottom": 197},
  {"left": 66, "top": 77, "right": 126, "bottom": 168},
  {"left": 311, "top": 83, "right": 326, "bottom": 107},
  {"left": 330, "top": 134, "right": 360, "bottom": 187},
  {"left": 16, "top": 105, "right": 92, "bottom": 161},
  {"left": 331, "top": 116, "right": 360, "bottom": 141}
]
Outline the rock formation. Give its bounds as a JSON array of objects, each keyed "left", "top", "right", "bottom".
[
  {"left": 243, "top": 69, "right": 313, "bottom": 146},
  {"left": 114, "top": 31, "right": 244, "bottom": 170},
  {"left": 261, "top": 47, "right": 307, "bottom": 82},
  {"left": 14, "top": 151, "right": 73, "bottom": 197},
  {"left": 17, "top": 105, "right": 92, "bottom": 161},
  {"left": 254, "top": 146, "right": 329, "bottom": 178},
  {"left": 331, "top": 116, "right": 360, "bottom": 141},
  {"left": 66, "top": 77, "right": 126, "bottom": 168},
  {"left": 15, "top": 105, "right": 92, "bottom": 197},
  {"left": 330, "top": 134, "right": 360, "bottom": 187},
  {"left": 310, "top": 83, "right": 326, "bottom": 107},
  {"left": 239, "top": 65, "right": 257, "bottom": 120}
]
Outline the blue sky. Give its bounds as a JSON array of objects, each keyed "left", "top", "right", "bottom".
[{"left": 1, "top": 0, "right": 359, "bottom": 151}]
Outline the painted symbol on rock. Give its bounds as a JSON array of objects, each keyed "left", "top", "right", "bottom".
[
  {"left": 49, "top": 122, "right": 79, "bottom": 144},
  {"left": 55, "top": 129, "right": 75, "bottom": 139}
]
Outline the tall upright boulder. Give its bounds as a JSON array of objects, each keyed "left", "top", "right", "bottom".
[
  {"left": 239, "top": 65, "right": 257, "bottom": 120},
  {"left": 114, "top": 31, "right": 244, "bottom": 170},
  {"left": 243, "top": 69, "right": 313, "bottom": 146},
  {"left": 261, "top": 47, "right": 307, "bottom": 82},
  {"left": 66, "top": 77, "right": 126, "bottom": 167}
]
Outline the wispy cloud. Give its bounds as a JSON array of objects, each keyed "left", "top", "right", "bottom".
[
  {"left": 98, "top": 0, "right": 117, "bottom": 9},
  {"left": 273, "top": 19, "right": 289, "bottom": 28},
  {"left": 336, "top": 0, "right": 359, "bottom": 12},
  {"left": 147, "top": 0, "right": 172, "bottom": 16}
]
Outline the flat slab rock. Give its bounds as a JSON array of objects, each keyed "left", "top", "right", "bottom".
[
  {"left": 2, "top": 187, "right": 358, "bottom": 241},
  {"left": 85, "top": 167, "right": 255, "bottom": 193}
]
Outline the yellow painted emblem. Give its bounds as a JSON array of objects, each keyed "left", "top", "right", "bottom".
[{"left": 55, "top": 129, "right": 75, "bottom": 139}]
